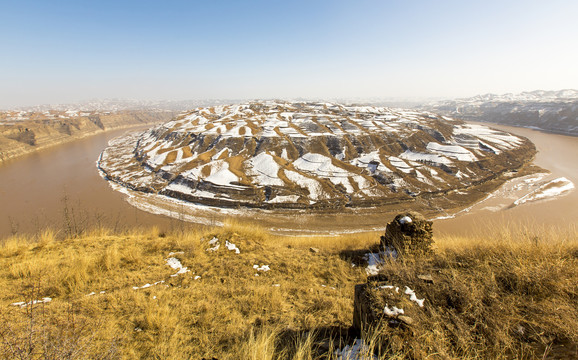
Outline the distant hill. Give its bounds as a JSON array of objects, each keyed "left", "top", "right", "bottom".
[
  {"left": 0, "top": 109, "right": 175, "bottom": 163},
  {"left": 7, "top": 98, "right": 244, "bottom": 113},
  {"left": 423, "top": 90, "right": 578, "bottom": 136}
]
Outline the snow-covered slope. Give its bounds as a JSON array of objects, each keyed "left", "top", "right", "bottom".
[
  {"left": 425, "top": 90, "right": 578, "bottom": 136},
  {"left": 98, "top": 101, "right": 535, "bottom": 209}
]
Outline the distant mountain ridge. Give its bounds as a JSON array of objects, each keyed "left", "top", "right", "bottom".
[
  {"left": 460, "top": 89, "right": 578, "bottom": 103},
  {"left": 423, "top": 89, "right": 578, "bottom": 136},
  {"left": 9, "top": 99, "right": 240, "bottom": 113}
]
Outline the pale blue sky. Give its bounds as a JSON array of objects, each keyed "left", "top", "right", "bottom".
[{"left": 1, "top": 0, "right": 577, "bottom": 108}]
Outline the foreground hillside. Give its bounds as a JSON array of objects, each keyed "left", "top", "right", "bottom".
[
  {"left": 0, "top": 110, "right": 175, "bottom": 163},
  {"left": 1, "top": 221, "right": 576, "bottom": 359}
]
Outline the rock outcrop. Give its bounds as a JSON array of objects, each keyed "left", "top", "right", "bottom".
[{"left": 380, "top": 211, "right": 433, "bottom": 256}]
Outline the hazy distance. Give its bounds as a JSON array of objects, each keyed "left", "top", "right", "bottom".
[{"left": 1, "top": 0, "right": 577, "bottom": 109}]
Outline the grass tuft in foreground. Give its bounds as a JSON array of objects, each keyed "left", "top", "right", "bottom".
[{"left": 0, "top": 222, "right": 576, "bottom": 359}]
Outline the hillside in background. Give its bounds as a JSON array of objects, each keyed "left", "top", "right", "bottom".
[
  {"left": 0, "top": 109, "right": 176, "bottom": 163},
  {"left": 422, "top": 90, "right": 578, "bottom": 136}
]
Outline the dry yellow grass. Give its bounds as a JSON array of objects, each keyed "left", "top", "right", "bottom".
[
  {"left": 181, "top": 146, "right": 193, "bottom": 159},
  {"left": 163, "top": 150, "right": 178, "bottom": 165},
  {"left": 0, "top": 221, "right": 576, "bottom": 359}
]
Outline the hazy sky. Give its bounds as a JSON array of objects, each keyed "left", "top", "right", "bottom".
[{"left": 1, "top": 0, "right": 577, "bottom": 108}]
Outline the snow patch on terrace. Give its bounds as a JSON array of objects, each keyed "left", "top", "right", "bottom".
[
  {"left": 247, "top": 152, "right": 284, "bottom": 186},
  {"left": 181, "top": 159, "right": 242, "bottom": 189},
  {"left": 350, "top": 151, "right": 391, "bottom": 174},
  {"left": 205, "top": 162, "right": 239, "bottom": 187},
  {"left": 399, "top": 149, "right": 452, "bottom": 166},
  {"left": 284, "top": 170, "right": 327, "bottom": 201},
  {"left": 388, "top": 156, "right": 413, "bottom": 173},
  {"left": 426, "top": 142, "right": 477, "bottom": 162},
  {"left": 293, "top": 153, "right": 363, "bottom": 194},
  {"left": 268, "top": 194, "right": 300, "bottom": 203},
  {"left": 454, "top": 124, "right": 523, "bottom": 152}
]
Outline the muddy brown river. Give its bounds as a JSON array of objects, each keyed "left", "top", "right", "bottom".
[
  {"left": 0, "top": 123, "right": 576, "bottom": 240},
  {"left": 436, "top": 123, "right": 578, "bottom": 236},
  {"left": 0, "top": 127, "right": 179, "bottom": 239}
]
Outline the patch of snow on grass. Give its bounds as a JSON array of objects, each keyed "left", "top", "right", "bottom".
[
  {"left": 166, "top": 256, "right": 190, "bottom": 277},
  {"left": 133, "top": 280, "right": 165, "bottom": 290},
  {"left": 335, "top": 338, "right": 376, "bottom": 360},
  {"left": 206, "top": 237, "right": 220, "bottom": 252},
  {"left": 379, "top": 285, "right": 400, "bottom": 293},
  {"left": 11, "top": 297, "right": 52, "bottom": 308},
  {"left": 225, "top": 240, "right": 240, "bottom": 254},
  {"left": 253, "top": 264, "right": 270, "bottom": 272},
  {"left": 364, "top": 253, "right": 384, "bottom": 275},
  {"left": 404, "top": 286, "right": 425, "bottom": 307},
  {"left": 384, "top": 305, "right": 405, "bottom": 316}
]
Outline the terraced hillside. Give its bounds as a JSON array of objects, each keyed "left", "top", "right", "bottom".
[{"left": 98, "top": 101, "right": 536, "bottom": 212}]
